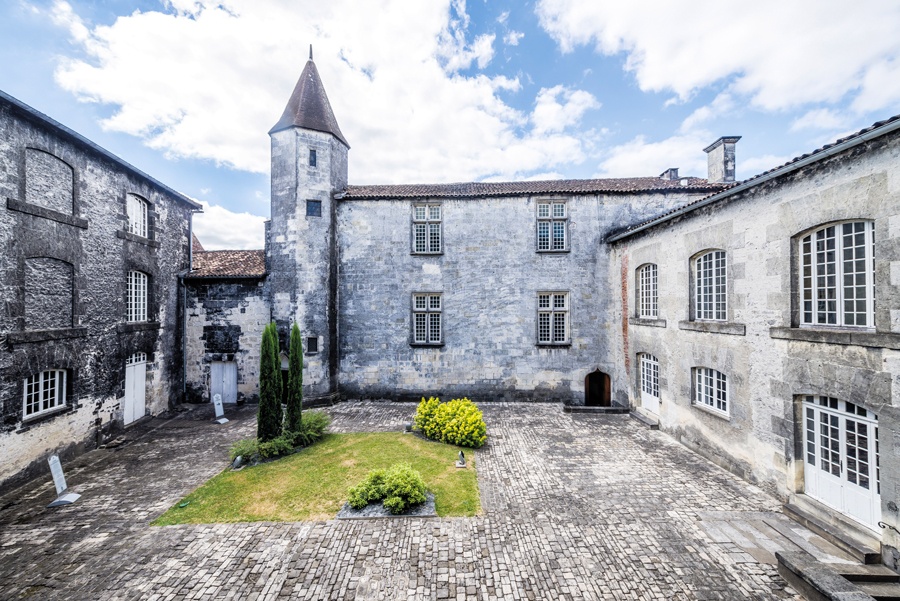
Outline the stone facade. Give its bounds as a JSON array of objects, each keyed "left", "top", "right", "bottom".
[{"left": 0, "top": 91, "right": 198, "bottom": 492}]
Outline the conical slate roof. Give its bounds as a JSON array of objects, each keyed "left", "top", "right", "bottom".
[{"left": 269, "top": 55, "right": 349, "bottom": 147}]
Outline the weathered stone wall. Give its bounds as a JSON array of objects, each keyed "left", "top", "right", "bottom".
[
  {"left": 184, "top": 278, "right": 268, "bottom": 403},
  {"left": 0, "top": 98, "right": 193, "bottom": 492},
  {"left": 335, "top": 191, "right": 705, "bottom": 402},
  {"left": 609, "top": 131, "right": 900, "bottom": 556}
]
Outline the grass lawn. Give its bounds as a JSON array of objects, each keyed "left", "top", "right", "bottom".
[{"left": 153, "top": 432, "right": 481, "bottom": 525}]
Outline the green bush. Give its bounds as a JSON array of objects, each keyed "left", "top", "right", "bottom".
[
  {"left": 347, "top": 463, "right": 427, "bottom": 514},
  {"left": 258, "top": 434, "right": 294, "bottom": 459},
  {"left": 287, "top": 410, "right": 331, "bottom": 447},
  {"left": 257, "top": 322, "right": 283, "bottom": 442},
  {"left": 229, "top": 437, "right": 259, "bottom": 461},
  {"left": 284, "top": 322, "right": 303, "bottom": 434},
  {"left": 413, "top": 397, "right": 487, "bottom": 448}
]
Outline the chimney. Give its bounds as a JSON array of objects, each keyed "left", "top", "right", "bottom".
[
  {"left": 659, "top": 167, "right": 679, "bottom": 181},
  {"left": 703, "top": 136, "right": 741, "bottom": 183}
]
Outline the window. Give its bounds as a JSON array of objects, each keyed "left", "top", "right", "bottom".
[
  {"left": 694, "top": 367, "right": 728, "bottom": 415},
  {"left": 537, "top": 292, "right": 569, "bottom": 344},
  {"left": 126, "top": 194, "right": 148, "bottom": 238},
  {"left": 23, "top": 370, "right": 67, "bottom": 419},
  {"left": 412, "top": 294, "right": 442, "bottom": 344},
  {"left": 537, "top": 201, "right": 567, "bottom": 251},
  {"left": 413, "top": 204, "right": 441, "bottom": 253},
  {"left": 309, "top": 148, "right": 317, "bottom": 167},
  {"left": 638, "top": 264, "right": 658, "bottom": 318},
  {"left": 306, "top": 337, "right": 319, "bottom": 353},
  {"left": 695, "top": 250, "right": 726, "bottom": 321},
  {"left": 306, "top": 199, "right": 322, "bottom": 217},
  {"left": 801, "top": 221, "right": 874, "bottom": 327},
  {"left": 126, "top": 270, "right": 148, "bottom": 322},
  {"left": 639, "top": 354, "right": 659, "bottom": 398}
]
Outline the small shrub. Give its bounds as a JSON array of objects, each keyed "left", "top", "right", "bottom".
[
  {"left": 258, "top": 434, "right": 293, "bottom": 459},
  {"left": 413, "top": 397, "right": 486, "bottom": 448},
  {"left": 229, "top": 437, "right": 258, "bottom": 461},
  {"left": 288, "top": 410, "right": 331, "bottom": 447},
  {"left": 347, "top": 463, "right": 427, "bottom": 514}
]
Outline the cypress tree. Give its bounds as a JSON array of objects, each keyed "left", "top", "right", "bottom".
[
  {"left": 285, "top": 322, "right": 303, "bottom": 434},
  {"left": 257, "top": 322, "right": 283, "bottom": 442}
]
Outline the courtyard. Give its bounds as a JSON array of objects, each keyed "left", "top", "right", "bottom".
[{"left": 0, "top": 402, "right": 828, "bottom": 600}]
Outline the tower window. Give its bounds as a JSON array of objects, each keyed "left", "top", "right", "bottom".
[
  {"left": 309, "top": 148, "right": 317, "bottom": 167},
  {"left": 306, "top": 337, "right": 319, "bottom": 354},
  {"left": 306, "top": 200, "right": 322, "bottom": 217}
]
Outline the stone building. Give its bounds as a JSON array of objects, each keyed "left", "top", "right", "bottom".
[{"left": 0, "top": 90, "right": 199, "bottom": 492}]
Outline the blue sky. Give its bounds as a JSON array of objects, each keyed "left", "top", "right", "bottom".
[{"left": 2, "top": 1, "right": 900, "bottom": 249}]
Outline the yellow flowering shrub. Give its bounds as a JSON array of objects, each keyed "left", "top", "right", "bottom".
[{"left": 413, "top": 396, "right": 487, "bottom": 448}]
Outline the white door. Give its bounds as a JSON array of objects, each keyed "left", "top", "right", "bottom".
[
  {"left": 639, "top": 354, "right": 660, "bottom": 415},
  {"left": 124, "top": 352, "right": 147, "bottom": 425},
  {"left": 210, "top": 361, "right": 238, "bottom": 404},
  {"left": 803, "top": 396, "right": 880, "bottom": 530}
]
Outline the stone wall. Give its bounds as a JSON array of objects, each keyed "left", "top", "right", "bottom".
[
  {"left": 184, "top": 278, "right": 268, "bottom": 403},
  {"left": 335, "top": 191, "right": 705, "bottom": 402},
  {"left": 0, "top": 97, "right": 193, "bottom": 492},
  {"left": 609, "top": 131, "right": 900, "bottom": 557}
]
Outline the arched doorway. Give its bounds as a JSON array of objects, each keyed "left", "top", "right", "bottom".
[{"left": 585, "top": 370, "right": 611, "bottom": 407}]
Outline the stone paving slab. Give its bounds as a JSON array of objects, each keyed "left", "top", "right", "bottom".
[{"left": 0, "top": 401, "right": 805, "bottom": 600}]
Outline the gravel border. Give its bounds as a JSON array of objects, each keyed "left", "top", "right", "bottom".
[{"left": 335, "top": 492, "right": 436, "bottom": 520}]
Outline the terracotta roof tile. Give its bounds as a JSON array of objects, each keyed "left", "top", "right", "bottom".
[
  {"left": 188, "top": 250, "right": 266, "bottom": 279},
  {"left": 269, "top": 58, "right": 349, "bottom": 147},
  {"left": 191, "top": 233, "right": 204, "bottom": 253},
  {"left": 341, "top": 177, "right": 729, "bottom": 200}
]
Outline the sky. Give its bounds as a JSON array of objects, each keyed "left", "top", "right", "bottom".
[{"left": 2, "top": 1, "right": 900, "bottom": 250}]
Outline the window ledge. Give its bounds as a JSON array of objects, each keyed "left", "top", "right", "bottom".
[
  {"left": 7, "top": 198, "right": 88, "bottom": 229},
  {"left": 769, "top": 327, "right": 900, "bottom": 350},
  {"left": 117, "top": 322, "right": 161, "bottom": 334},
  {"left": 536, "top": 343, "right": 572, "bottom": 348},
  {"left": 678, "top": 320, "right": 746, "bottom": 336},
  {"left": 117, "top": 229, "right": 159, "bottom": 248},
  {"left": 6, "top": 327, "right": 88, "bottom": 345},
  {"left": 536, "top": 249, "right": 571, "bottom": 254},
  {"left": 629, "top": 317, "right": 667, "bottom": 328},
  {"left": 17, "top": 404, "right": 80, "bottom": 432},
  {"left": 692, "top": 403, "right": 731, "bottom": 421},
  {"left": 410, "top": 343, "right": 444, "bottom": 348},
  {"left": 411, "top": 252, "right": 444, "bottom": 257}
]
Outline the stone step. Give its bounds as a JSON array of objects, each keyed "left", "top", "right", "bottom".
[
  {"left": 629, "top": 410, "right": 660, "bottom": 430},
  {"left": 857, "top": 582, "right": 900, "bottom": 600},
  {"left": 776, "top": 551, "right": 875, "bottom": 601},
  {"left": 839, "top": 564, "right": 900, "bottom": 584},
  {"left": 783, "top": 502, "right": 881, "bottom": 564},
  {"left": 562, "top": 404, "right": 629, "bottom": 414}
]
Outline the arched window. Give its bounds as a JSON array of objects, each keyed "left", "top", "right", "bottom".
[
  {"left": 126, "top": 270, "right": 148, "bottom": 322},
  {"left": 800, "top": 221, "right": 874, "bottom": 327},
  {"left": 637, "top": 264, "right": 658, "bottom": 318},
  {"left": 694, "top": 250, "right": 726, "bottom": 321},
  {"left": 694, "top": 367, "right": 728, "bottom": 416},
  {"left": 126, "top": 194, "right": 148, "bottom": 238}
]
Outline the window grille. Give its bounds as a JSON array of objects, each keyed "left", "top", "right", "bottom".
[
  {"left": 412, "top": 293, "right": 442, "bottom": 344},
  {"left": 23, "top": 369, "right": 66, "bottom": 419},
  {"left": 126, "top": 194, "right": 148, "bottom": 238},
  {"left": 537, "top": 292, "right": 569, "bottom": 344},
  {"left": 801, "top": 221, "right": 874, "bottom": 327},
  {"left": 413, "top": 204, "right": 441, "bottom": 253},
  {"left": 695, "top": 250, "right": 726, "bottom": 320},
  {"left": 694, "top": 367, "right": 728, "bottom": 415},
  {"left": 638, "top": 264, "right": 658, "bottom": 318},
  {"left": 537, "top": 201, "right": 567, "bottom": 251},
  {"left": 126, "top": 270, "right": 148, "bottom": 322}
]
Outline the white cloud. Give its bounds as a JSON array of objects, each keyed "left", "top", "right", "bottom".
[
  {"left": 535, "top": 0, "right": 900, "bottom": 114},
  {"left": 531, "top": 85, "right": 600, "bottom": 135},
  {"left": 790, "top": 108, "right": 847, "bottom": 132},
  {"left": 595, "top": 133, "right": 710, "bottom": 179},
  {"left": 193, "top": 201, "right": 266, "bottom": 249},
  {"left": 49, "top": 0, "right": 598, "bottom": 186},
  {"left": 679, "top": 93, "right": 734, "bottom": 133},
  {"left": 504, "top": 31, "right": 524, "bottom": 46},
  {"left": 740, "top": 154, "right": 793, "bottom": 177}
]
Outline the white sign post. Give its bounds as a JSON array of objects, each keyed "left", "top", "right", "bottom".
[
  {"left": 213, "top": 393, "right": 229, "bottom": 424},
  {"left": 47, "top": 455, "right": 81, "bottom": 508}
]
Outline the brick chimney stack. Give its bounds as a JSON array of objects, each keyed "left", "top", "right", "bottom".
[{"left": 704, "top": 136, "right": 741, "bottom": 183}]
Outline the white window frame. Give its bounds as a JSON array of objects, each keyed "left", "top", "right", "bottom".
[
  {"left": 126, "top": 194, "right": 148, "bottom": 238},
  {"left": 23, "top": 369, "right": 67, "bottom": 420},
  {"left": 412, "top": 293, "right": 442, "bottom": 344},
  {"left": 639, "top": 354, "right": 659, "bottom": 398},
  {"left": 694, "top": 250, "right": 727, "bottom": 321},
  {"left": 536, "top": 201, "right": 568, "bottom": 252},
  {"left": 127, "top": 270, "right": 148, "bottom": 323},
  {"left": 412, "top": 204, "right": 442, "bottom": 254},
  {"left": 693, "top": 367, "right": 728, "bottom": 416},
  {"left": 800, "top": 221, "right": 875, "bottom": 328},
  {"left": 537, "top": 291, "right": 569, "bottom": 345},
  {"left": 638, "top": 264, "right": 658, "bottom": 319}
]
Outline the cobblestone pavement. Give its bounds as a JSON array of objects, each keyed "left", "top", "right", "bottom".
[{"left": 0, "top": 402, "right": 805, "bottom": 600}]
